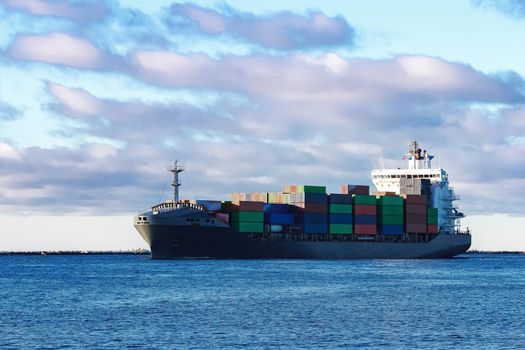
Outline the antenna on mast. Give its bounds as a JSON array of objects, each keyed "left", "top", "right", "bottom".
[
  {"left": 168, "top": 160, "right": 185, "bottom": 203},
  {"left": 379, "top": 155, "right": 385, "bottom": 170}
]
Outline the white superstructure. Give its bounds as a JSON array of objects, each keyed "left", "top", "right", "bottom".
[{"left": 371, "top": 141, "right": 464, "bottom": 234}]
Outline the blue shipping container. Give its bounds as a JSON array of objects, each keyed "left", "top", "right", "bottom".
[
  {"left": 304, "top": 223, "right": 328, "bottom": 234},
  {"left": 263, "top": 203, "right": 289, "bottom": 213},
  {"left": 266, "top": 213, "right": 294, "bottom": 225},
  {"left": 295, "top": 213, "right": 327, "bottom": 224},
  {"left": 378, "top": 224, "right": 404, "bottom": 235},
  {"left": 329, "top": 194, "right": 353, "bottom": 204},
  {"left": 354, "top": 215, "right": 377, "bottom": 225},
  {"left": 329, "top": 213, "right": 353, "bottom": 224},
  {"left": 288, "top": 205, "right": 304, "bottom": 214}
]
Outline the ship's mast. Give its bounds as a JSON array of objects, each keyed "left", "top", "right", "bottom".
[{"left": 168, "top": 161, "right": 184, "bottom": 203}]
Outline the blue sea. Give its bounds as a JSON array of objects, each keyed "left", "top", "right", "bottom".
[{"left": 1, "top": 253, "right": 524, "bottom": 349}]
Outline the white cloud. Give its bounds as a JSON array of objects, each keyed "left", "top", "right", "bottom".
[
  {"left": 9, "top": 32, "right": 108, "bottom": 69},
  {"left": 171, "top": 4, "right": 355, "bottom": 50},
  {"left": 49, "top": 82, "right": 101, "bottom": 115},
  {"left": 3, "top": 0, "right": 107, "bottom": 22},
  {"left": 0, "top": 143, "right": 21, "bottom": 160}
]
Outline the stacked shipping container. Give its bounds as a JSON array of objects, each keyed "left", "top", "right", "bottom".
[
  {"left": 267, "top": 192, "right": 291, "bottom": 204},
  {"left": 427, "top": 208, "right": 438, "bottom": 234},
  {"left": 405, "top": 195, "right": 427, "bottom": 233},
  {"left": 230, "top": 201, "right": 264, "bottom": 233},
  {"left": 328, "top": 194, "right": 353, "bottom": 234},
  {"left": 353, "top": 195, "right": 377, "bottom": 235},
  {"left": 263, "top": 204, "right": 294, "bottom": 233},
  {"left": 218, "top": 183, "right": 433, "bottom": 236},
  {"left": 400, "top": 178, "right": 431, "bottom": 196},
  {"left": 377, "top": 196, "right": 404, "bottom": 235},
  {"left": 289, "top": 186, "right": 328, "bottom": 234}
]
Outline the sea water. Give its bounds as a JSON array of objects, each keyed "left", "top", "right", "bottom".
[{"left": 1, "top": 253, "right": 524, "bottom": 349}]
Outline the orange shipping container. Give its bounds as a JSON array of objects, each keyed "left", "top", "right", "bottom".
[{"left": 283, "top": 185, "right": 297, "bottom": 193}]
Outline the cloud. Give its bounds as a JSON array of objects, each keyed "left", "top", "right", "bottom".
[
  {"left": 130, "top": 52, "right": 524, "bottom": 115},
  {"left": 4, "top": 88, "right": 525, "bottom": 216},
  {"left": 19, "top": 55, "right": 521, "bottom": 216},
  {"left": 0, "top": 103, "right": 21, "bottom": 121},
  {"left": 131, "top": 52, "right": 521, "bottom": 100},
  {"left": 3, "top": 28, "right": 525, "bottom": 216},
  {"left": 46, "top": 82, "right": 244, "bottom": 144},
  {"left": 171, "top": 4, "right": 355, "bottom": 50},
  {"left": 0, "top": 143, "right": 22, "bottom": 160},
  {"left": 473, "top": 0, "right": 525, "bottom": 17},
  {"left": 8, "top": 32, "right": 117, "bottom": 69},
  {"left": 2, "top": 0, "right": 107, "bottom": 22}
]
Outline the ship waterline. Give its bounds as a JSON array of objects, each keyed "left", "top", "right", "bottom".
[{"left": 135, "top": 221, "right": 471, "bottom": 259}]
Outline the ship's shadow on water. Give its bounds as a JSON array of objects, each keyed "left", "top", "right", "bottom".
[{"left": 0, "top": 253, "right": 523, "bottom": 349}]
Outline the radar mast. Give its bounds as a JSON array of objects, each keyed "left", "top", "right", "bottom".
[{"left": 168, "top": 161, "right": 185, "bottom": 203}]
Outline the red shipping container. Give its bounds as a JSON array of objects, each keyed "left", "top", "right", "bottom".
[
  {"left": 354, "top": 224, "right": 377, "bottom": 235},
  {"left": 405, "top": 204, "right": 427, "bottom": 214},
  {"left": 406, "top": 223, "right": 427, "bottom": 233},
  {"left": 238, "top": 201, "right": 264, "bottom": 212},
  {"left": 428, "top": 225, "right": 438, "bottom": 234},
  {"left": 295, "top": 202, "right": 327, "bottom": 213},
  {"left": 354, "top": 204, "right": 377, "bottom": 215},
  {"left": 341, "top": 184, "right": 369, "bottom": 195},
  {"left": 405, "top": 195, "right": 427, "bottom": 204},
  {"left": 373, "top": 192, "right": 396, "bottom": 196},
  {"left": 405, "top": 213, "right": 427, "bottom": 224}
]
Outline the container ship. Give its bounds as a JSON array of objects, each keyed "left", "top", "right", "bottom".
[{"left": 134, "top": 142, "right": 471, "bottom": 259}]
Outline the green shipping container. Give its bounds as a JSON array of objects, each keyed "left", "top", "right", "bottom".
[
  {"left": 330, "top": 224, "right": 353, "bottom": 234},
  {"left": 232, "top": 222, "right": 264, "bottom": 233},
  {"left": 329, "top": 203, "right": 353, "bottom": 214},
  {"left": 378, "top": 215, "right": 404, "bottom": 225},
  {"left": 283, "top": 193, "right": 291, "bottom": 204},
  {"left": 296, "top": 185, "right": 326, "bottom": 194},
  {"left": 377, "top": 196, "right": 403, "bottom": 206},
  {"left": 231, "top": 211, "right": 264, "bottom": 222},
  {"left": 353, "top": 195, "right": 377, "bottom": 205},
  {"left": 377, "top": 205, "right": 404, "bottom": 216},
  {"left": 428, "top": 216, "right": 438, "bottom": 225},
  {"left": 428, "top": 208, "right": 438, "bottom": 217}
]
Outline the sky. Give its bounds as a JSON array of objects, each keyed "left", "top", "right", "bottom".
[{"left": 1, "top": 0, "right": 525, "bottom": 251}]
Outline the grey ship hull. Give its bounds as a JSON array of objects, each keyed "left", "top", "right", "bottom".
[{"left": 134, "top": 220, "right": 471, "bottom": 259}]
